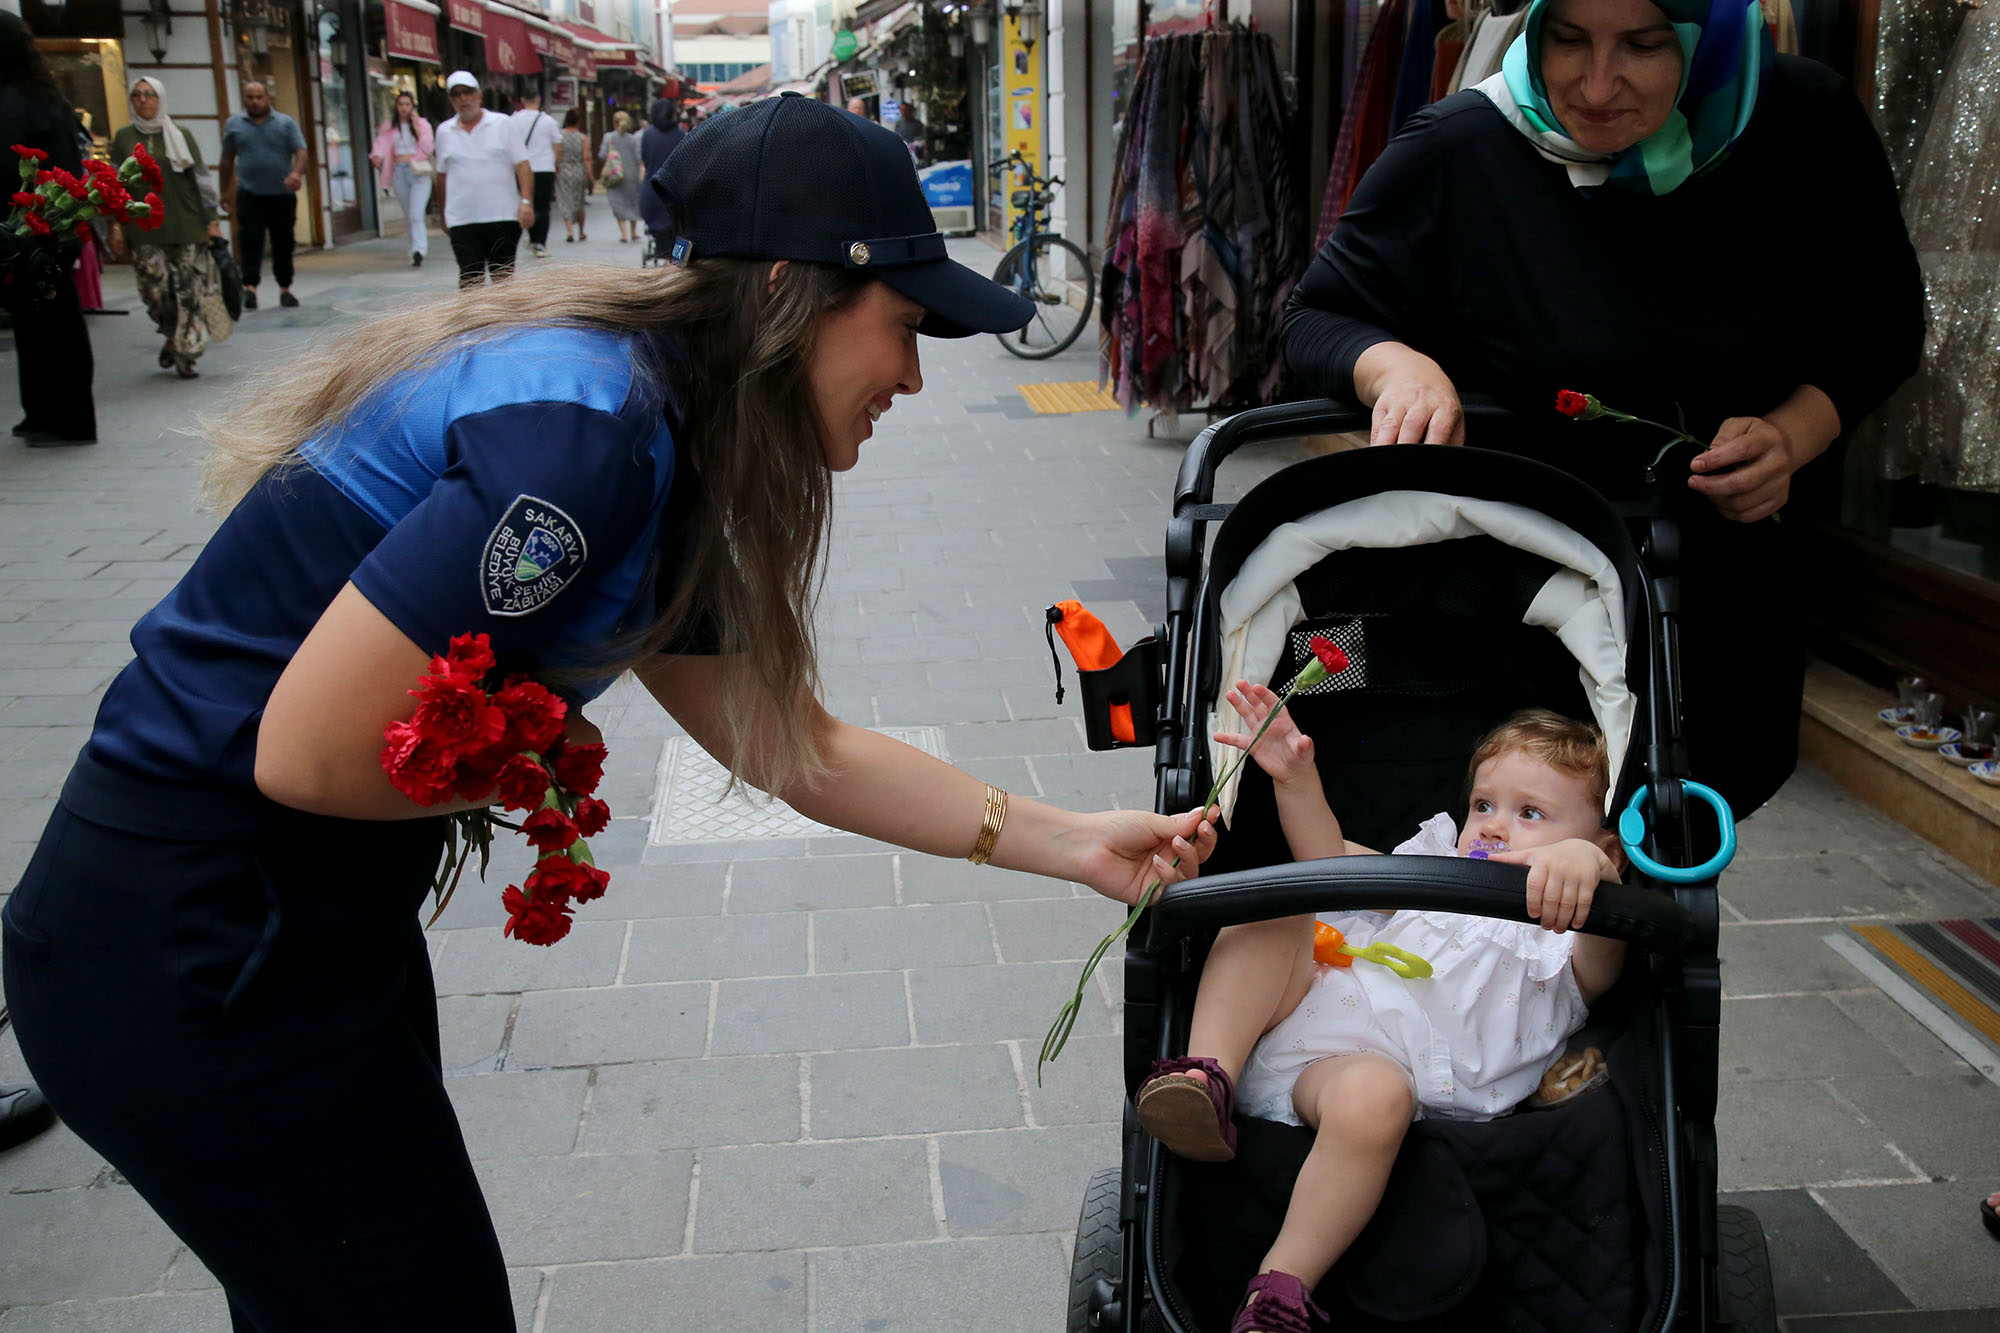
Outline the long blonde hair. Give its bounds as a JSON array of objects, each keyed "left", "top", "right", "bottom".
[
  {"left": 613, "top": 109, "right": 632, "bottom": 133},
  {"left": 200, "top": 259, "right": 868, "bottom": 793}
]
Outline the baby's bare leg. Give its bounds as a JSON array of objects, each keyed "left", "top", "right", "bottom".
[
  {"left": 1188, "top": 914, "right": 1317, "bottom": 1082},
  {"left": 1259, "top": 1052, "right": 1414, "bottom": 1289}
]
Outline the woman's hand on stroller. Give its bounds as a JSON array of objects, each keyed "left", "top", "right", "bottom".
[
  {"left": 1490, "top": 838, "right": 1619, "bottom": 933},
  {"left": 1071, "top": 806, "right": 1219, "bottom": 906},
  {"left": 1216, "top": 681, "right": 1317, "bottom": 789}
]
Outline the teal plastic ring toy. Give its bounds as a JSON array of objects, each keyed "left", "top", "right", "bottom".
[{"left": 1618, "top": 781, "right": 1736, "bottom": 883}]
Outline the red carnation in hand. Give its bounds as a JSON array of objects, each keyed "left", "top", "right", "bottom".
[
  {"left": 11, "top": 145, "right": 49, "bottom": 162},
  {"left": 494, "top": 677, "right": 567, "bottom": 754},
  {"left": 549, "top": 741, "right": 607, "bottom": 795},
  {"left": 1308, "top": 634, "right": 1349, "bottom": 677},
  {"left": 131, "top": 143, "right": 163, "bottom": 190},
  {"left": 49, "top": 168, "right": 89, "bottom": 201},
  {"left": 521, "top": 807, "right": 580, "bottom": 853},
  {"left": 23, "top": 211, "right": 50, "bottom": 236},
  {"left": 569, "top": 861, "right": 610, "bottom": 903},
  {"left": 493, "top": 753, "right": 552, "bottom": 812},
  {"left": 34, "top": 170, "right": 52, "bottom": 185},
  {"left": 1554, "top": 389, "right": 1592, "bottom": 419},
  {"left": 411, "top": 673, "right": 507, "bottom": 754},
  {"left": 572, "top": 795, "right": 611, "bottom": 838},
  {"left": 502, "top": 884, "right": 573, "bottom": 945},
  {"left": 10, "top": 191, "right": 39, "bottom": 209},
  {"left": 532, "top": 855, "right": 608, "bottom": 904},
  {"left": 380, "top": 720, "right": 460, "bottom": 805},
  {"left": 140, "top": 192, "right": 165, "bottom": 229},
  {"left": 445, "top": 632, "right": 497, "bottom": 678}
]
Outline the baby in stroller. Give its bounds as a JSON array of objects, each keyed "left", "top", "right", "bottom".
[{"left": 1136, "top": 694, "right": 1628, "bottom": 1333}]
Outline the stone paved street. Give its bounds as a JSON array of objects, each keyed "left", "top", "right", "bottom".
[{"left": 2, "top": 221, "right": 1998, "bottom": 1331}]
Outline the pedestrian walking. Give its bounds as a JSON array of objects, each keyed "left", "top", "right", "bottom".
[
  {"left": 1, "top": 11, "right": 97, "bottom": 446},
  {"left": 636, "top": 97, "right": 683, "bottom": 254},
  {"left": 368, "top": 90, "right": 435, "bottom": 268},
  {"left": 508, "top": 88, "right": 557, "bottom": 257},
  {"left": 434, "top": 71, "right": 532, "bottom": 289},
  {"left": 1, "top": 92, "right": 1216, "bottom": 1330},
  {"left": 552, "top": 107, "right": 591, "bottom": 243},
  {"left": 110, "top": 75, "right": 222, "bottom": 379},
  {"left": 220, "top": 80, "right": 307, "bottom": 310},
  {"left": 597, "top": 108, "right": 642, "bottom": 244}
]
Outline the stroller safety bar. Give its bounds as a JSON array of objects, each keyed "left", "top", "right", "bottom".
[{"left": 1148, "top": 856, "right": 1699, "bottom": 956}]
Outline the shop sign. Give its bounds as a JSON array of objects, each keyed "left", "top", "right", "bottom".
[
  {"left": 553, "top": 32, "right": 576, "bottom": 64},
  {"left": 594, "top": 46, "right": 637, "bottom": 66},
  {"left": 385, "top": 0, "right": 442, "bottom": 65},
  {"left": 446, "top": 0, "right": 484, "bottom": 33},
  {"left": 830, "top": 27, "right": 857, "bottom": 61},
  {"left": 843, "top": 70, "right": 876, "bottom": 96},
  {"left": 573, "top": 47, "right": 596, "bottom": 80},
  {"left": 524, "top": 22, "right": 551, "bottom": 55},
  {"left": 1001, "top": 11, "right": 1041, "bottom": 238},
  {"left": 880, "top": 97, "right": 899, "bottom": 123},
  {"left": 484, "top": 10, "right": 540, "bottom": 73}
]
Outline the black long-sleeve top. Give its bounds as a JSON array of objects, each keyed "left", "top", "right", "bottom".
[{"left": 1283, "top": 55, "right": 1924, "bottom": 492}]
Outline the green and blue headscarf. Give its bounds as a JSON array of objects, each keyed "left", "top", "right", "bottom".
[{"left": 1475, "top": 0, "right": 1774, "bottom": 196}]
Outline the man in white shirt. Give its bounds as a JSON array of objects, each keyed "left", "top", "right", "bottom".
[
  {"left": 509, "top": 89, "right": 558, "bottom": 258},
  {"left": 434, "top": 71, "right": 534, "bottom": 288}
]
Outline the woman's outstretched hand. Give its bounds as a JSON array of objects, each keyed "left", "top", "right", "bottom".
[{"left": 1070, "top": 805, "right": 1219, "bottom": 906}]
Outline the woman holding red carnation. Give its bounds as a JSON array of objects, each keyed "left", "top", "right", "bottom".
[
  {"left": 1282, "top": 0, "right": 1925, "bottom": 818},
  {"left": 109, "top": 75, "right": 221, "bottom": 379},
  {"left": 3, "top": 94, "right": 1219, "bottom": 1330}
]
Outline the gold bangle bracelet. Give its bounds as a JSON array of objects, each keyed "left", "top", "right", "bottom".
[{"left": 968, "top": 784, "right": 1009, "bottom": 865}]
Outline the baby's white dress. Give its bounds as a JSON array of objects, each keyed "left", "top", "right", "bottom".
[{"left": 1235, "top": 813, "right": 1590, "bottom": 1126}]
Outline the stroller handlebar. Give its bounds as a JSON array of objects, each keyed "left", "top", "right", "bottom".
[{"left": 1147, "top": 855, "right": 1700, "bottom": 956}]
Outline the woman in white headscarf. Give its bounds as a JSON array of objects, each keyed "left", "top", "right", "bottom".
[{"left": 110, "top": 75, "right": 222, "bottom": 378}]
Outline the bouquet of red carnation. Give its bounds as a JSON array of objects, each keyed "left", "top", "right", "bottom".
[
  {"left": 9, "top": 142, "right": 164, "bottom": 241},
  {"left": 380, "top": 632, "right": 612, "bottom": 947}
]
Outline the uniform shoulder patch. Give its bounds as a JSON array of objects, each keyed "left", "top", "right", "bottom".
[{"left": 481, "top": 494, "right": 589, "bottom": 617}]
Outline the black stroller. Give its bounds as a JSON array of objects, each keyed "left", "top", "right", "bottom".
[{"left": 1057, "top": 402, "right": 1775, "bottom": 1332}]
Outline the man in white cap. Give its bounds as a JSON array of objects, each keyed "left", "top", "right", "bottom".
[{"left": 432, "top": 71, "right": 533, "bottom": 288}]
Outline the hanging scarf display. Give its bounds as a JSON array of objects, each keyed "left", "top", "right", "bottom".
[{"left": 1100, "top": 25, "right": 1307, "bottom": 417}]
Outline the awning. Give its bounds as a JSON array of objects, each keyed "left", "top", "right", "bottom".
[
  {"left": 385, "top": 0, "right": 443, "bottom": 65},
  {"left": 481, "top": 4, "right": 540, "bottom": 74},
  {"left": 444, "top": 0, "right": 484, "bottom": 35}
]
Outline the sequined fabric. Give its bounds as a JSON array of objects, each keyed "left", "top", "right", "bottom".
[
  {"left": 1874, "top": 1, "right": 2000, "bottom": 492},
  {"left": 1872, "top": 0, "right": 1971, "bottom": 193}
]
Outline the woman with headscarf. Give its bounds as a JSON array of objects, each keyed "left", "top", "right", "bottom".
[
  {"left": 110, "top": 75, "right": 222, "bottom": 378},
  {"left": 1283, "top": 0, "right": 1924, "bottom": 821},
  {"left": 636, "top": 96, "right": 684, "bottom": 254}
]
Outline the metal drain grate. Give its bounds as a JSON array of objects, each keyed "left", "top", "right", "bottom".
[{"left": 647, "top": 726, "right": 949, "bottom": 844}]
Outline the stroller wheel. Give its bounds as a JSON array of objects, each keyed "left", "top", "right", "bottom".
[
  {"left": 1714, "top": 1204, "right": 1777, "bottom": 1333},
  {"left": 1068, "top": 1166, "right": 1123, "bottom": 1333}
]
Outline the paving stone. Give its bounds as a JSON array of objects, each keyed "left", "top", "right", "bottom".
[
  {"left": 1025, "top": 1032, "right": 1129, "bottom": 1127},
  {"left": 0, "top": 1186, "right": 182, "bottom": 1303},
  {"left": 942, "top": 718, "right": 1087, "bottom": 758},
  {"left": 1857, "top": 849, "right": 2000, "bottom": 920},
  {"left": 1783, "top": 1313, "right": 2000, "bottom": 1332},
  {"left": 541, "top": 1252, "right": 807, "bottom": 1333},
  {"left": 1824, "top": 989, "right": 1985, "bottom": 1080},
  {"left": 1829, "top": 1074, "right": 2000, "bottom": 1181},
  {"left": 436, "top": 992, "right": 514, "bottom": 1074},
  {"left": 812, "top": 903, "right": 994, "bottom": 972},
  {"left": 692, "top": 1139, "right": 935, "bottom": 1251},
  {"left": 584, "top": 1056, "right": 802, "bottom": 1153},
  {"left": 506, "top": 983, "right": 709, "bottom": 1068},
  {"left": 1716, "top": 854, "right": 1925, "bottom": 923},
  {"left": 897, "top": 853, "right": 1069, "bottom": 905},
  {"left": 0, "top": 1121, "right": 114, "bottom": 1193},
  {"left": 1720, "top": 922, "right": 1897, "bottom": 997},
  {"left": 431, "top": 921, "right": 625, "bottom": 995},
  {"left": 990, "top": 895, "right": 1131, "bottom": 964},
  {"left": 709, "top": 972, "right": 910, "bottom": 1056},
  {"left": 474, "top": 1151, "right": 692, "bottom": 1265},
  {"left": 1719, "top": 995, "right": 1918, "bottom": 1082},
  {"left": 810, "top": 1233, "right": 1069, "bottom": 1332},
  {"left": 909, "top": 961, "right": 1116, "bottom": 1046},
  {"left": 810, "top": 1045, "right": 1025, "bottom": 1138},
  {"left": 1715, "top": 1080, "right": 1920, "bottom": 1191},
  {"left": 0, "top": 1292, "right": 233, "bottom": 1331},
  {"left": 1812, "top": 1180, "right": 2000, "bottom": 1309},
  {"left": 724, "top": 854, "right": 897, "bottom": 913},
  {"left": 1718, "top": 1189, "right": 1910, "bottom": 1318},
  {"left": 938, "top": 1122, "right": 1121, "bottom": 1236},
  {"left": 622, "top": 912, "right": 808, "bottom": 984},
  {"left": 446, "top": 1068, "right": 590, "bottom": 1160}
]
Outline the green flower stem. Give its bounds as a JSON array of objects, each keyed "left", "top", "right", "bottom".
[
  {"left": 1036, "top": 660, "right": 1327, "bottom": 1084},
  {"left": 1595, "top": 406, "right": 1704, "bottom": 469}
]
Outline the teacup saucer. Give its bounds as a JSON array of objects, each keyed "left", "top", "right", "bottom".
[
  {"left": 1940, "top": 742, "right": 1997, "bottom": 767},
  {"left": 1970, "top": 760, "right": 2000, "bottom": 787},
  {"left": 1878, "top": 707, "right": 1915, "bottom": 728},
  {"left": 1897, "top": 724, "right": 1961, "bottom": 749}
]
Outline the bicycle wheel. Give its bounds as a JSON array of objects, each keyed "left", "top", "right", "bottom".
[{"left": 993, "top": 235, "right": 1095, "bottom": 360}]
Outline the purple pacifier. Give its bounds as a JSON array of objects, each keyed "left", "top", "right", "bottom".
[{"left": 1467, "top": 836, "right": 1508, "bottom": 861}]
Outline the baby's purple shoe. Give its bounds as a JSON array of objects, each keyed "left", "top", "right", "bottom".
[
  {"left": 1230, "top": 1270, "right": 1329, "bottom": 1333},
  {"left": 1134, "top": 1055, "right": 1237, "bottom": 1162}
]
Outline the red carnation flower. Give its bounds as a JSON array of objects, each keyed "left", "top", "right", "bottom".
[
  {"left": 131, "top": 143, "right": 163, "bottom": 190},
  {"left": 11, "top": 191, "right": 39, "bottom": 209},
  {"left": 445, "top": 632, "right": 497, "bottom": 678},
  {"left": 521, "top": 807, "right": 580, "bottom": 852},
  {"left": 11, "top": 145, "right": 49, "bottom": 162},
  {"left": 494, "top": 677, "right": 567, "bottom": 754},
  {"left": 569, "top": 862, "right": 610, "bottom": 903},
  {"left": 23, "top": 211, "right": 50, "bottom": 236},
  {"left": 380, "top": 719, "right": 460, "bottom": 805},
  {"left": 49, "top": 168, "right": 88, "bottom": 201},
  {"left": 1308, "top": 635, "right": 1349, "bottom": 677},
  {"left": 501, "top": 884, "right": 573, "bottom": 945},
  {"left": 531, "top": 855, "right": 607, "bottom": 904},
  {"left": 548, "top": 741, "right": 606, "bottom": 795},
  {"left": 493, "top": 753, "right": 552, "bottom": 812},
  {"left": 410, "top": 672, "right": 507, "bottom": 754},
  {"left": 139, "top": 192, "right": 164, "bottom": 230},
  {"left": 1554, "top": 389, "right": 1591, "bottom": 419},
  {"left": 572, "top": 795, "right": 610, "bottom": 838},
  {"left": 34, "top": 170, "right": 52, "bottom": 185}
]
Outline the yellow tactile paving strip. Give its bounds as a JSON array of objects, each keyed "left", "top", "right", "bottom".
[
  {"left": 1018, "top": 381, "right": 1123, "bottom": 414},
  {"left": 1852, "top": 923, "right": 2000, "bottom": 1048}
]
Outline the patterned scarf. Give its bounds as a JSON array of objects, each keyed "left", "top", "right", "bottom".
[{"left": 1477, "top": 0, "right": 1771, "bottom": 195}]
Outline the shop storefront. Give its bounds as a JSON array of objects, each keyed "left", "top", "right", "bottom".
[
  {"left": 21, "top": 0, "right": 132, "bottom": 162},
  {"left": 372, "top": 0, "right": 442, "bottom": 242}
]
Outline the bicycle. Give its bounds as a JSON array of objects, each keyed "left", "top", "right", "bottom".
[{"left": 988, "top": 151, "right": 1094, "bottom": 359}]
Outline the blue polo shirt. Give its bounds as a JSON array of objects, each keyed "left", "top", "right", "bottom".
[
  {"left": 221, "top": 110, "right": 306, "bottom": 195},
  {"left": 82, "top": 326, "right": 696, "bottom": 801}
]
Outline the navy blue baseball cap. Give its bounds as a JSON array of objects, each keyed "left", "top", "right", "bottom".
[{"left": 650, "top": 93, "right": 1033, "bottom": 338}]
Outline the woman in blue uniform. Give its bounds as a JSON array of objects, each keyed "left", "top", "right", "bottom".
[{"left": 2, "top": 95, "right": 1217, "bottom": 1331}]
